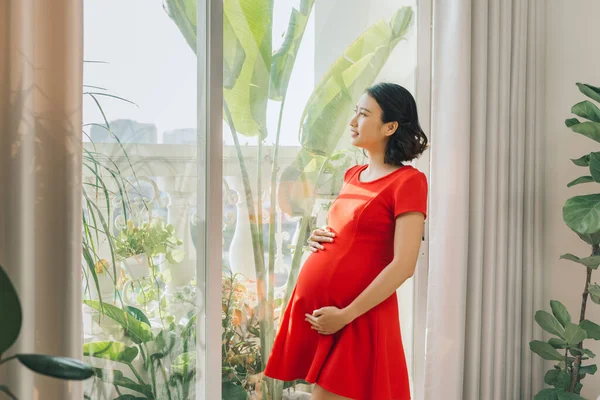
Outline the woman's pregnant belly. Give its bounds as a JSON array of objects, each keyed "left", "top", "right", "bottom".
[{"left": 294, "top": 240, "right": 391, "bottom": 310}]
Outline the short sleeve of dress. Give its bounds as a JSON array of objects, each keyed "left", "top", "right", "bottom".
[{"left": 393, "top": 171, "right": 428, "bottom": 220}]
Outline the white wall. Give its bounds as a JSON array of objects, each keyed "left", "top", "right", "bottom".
[{"left": 545, "top": 1, "right": 600, "bottom": 398}]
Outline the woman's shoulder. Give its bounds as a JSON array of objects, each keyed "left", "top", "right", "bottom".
[
  {"left": 343, "top": 164, "right": 365, "bottom": 182},
  {"left": 391, "top": 166, "right": 428, "bottom": 195},
  {"left": 397, "top": 165, "right": 427, "bottom": 182}
]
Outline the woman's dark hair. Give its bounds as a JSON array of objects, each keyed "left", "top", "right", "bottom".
[{"left": 365, "top": 82, "right": 428, "bottom": 165}]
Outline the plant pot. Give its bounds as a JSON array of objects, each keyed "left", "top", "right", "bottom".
[
  {"left": 122, "top": 254, "right": 150, "bottom": 280},
  {"left": 167, "top": 259, "right": 195, "bottom": 289}
]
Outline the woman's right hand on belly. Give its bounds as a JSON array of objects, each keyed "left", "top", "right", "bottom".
[{"left": 307, "top": 226, "right": 336, "bottom": 252}]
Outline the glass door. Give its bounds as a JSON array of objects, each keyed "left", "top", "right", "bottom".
[{"left": 214, "top": 0, "right": 423, "bottom": 398}]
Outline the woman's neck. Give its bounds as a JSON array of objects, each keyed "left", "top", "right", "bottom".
[{"left": 366, "top": 152, "right": 394, "bottom": 171}]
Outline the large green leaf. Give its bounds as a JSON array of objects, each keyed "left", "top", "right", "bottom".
[
  {"left": 582, "top": 348, "right": 596, "bottom": 358},
  {"left": 563, "top": 193, "right": 600, "bottom": 235},
  {"left": 570, "top": 121, "right": 600, "bottom": 144},
  {"left": 126, "top": 305, "right": 152, "bottom": 327},
  {"left": 163, "top": 0, "right": 197, "bottom": 52},
  {"left": 577, "top": 82, "right": 600, "bottom": 104},
  {"left": 544, "top": 369, "right": 570, "bottom": 390},
  {"left": 579, "top": 364, "right": 597, "bottom": 377},
  {"left": 83, "top": 341, "right": 139, "bottom": 364},
  {"left": 549, "top": 338, "right": 568, "bottom": 349},
  {"left": 94, "top": 367, "right": 154, "bottom": 399},
  {"left": 535, "top": 311, "right": 566, "bottom": 338},
  {"left": 0, "top": 264, "right": 22, "bottom": 354},
  {"left": 530, "top": 340, "right": 565, "bottom": 361},
  {"left": 299, "top": 7, "right": 414, "bottom": 157},
  {"left": 223, "top": 0, "right": 273, "bottom": 137},
  {"left": 270, "top": 0, "right": 315, "bottom": 100},
  {"left": 572, "top": 100, "right": 600, "bottom": 123},
  {"left": 564, "top": 323, "right": 587, "bottom": 346},
  {"left": 84, "top": 300, "right": 154, "bottom": 344},
  {"left": 222, "top": 382, "right": 249, "bottom": 400},
  {"left": 571, "top": 154, "right": 590, "bottom": 167},
  {"left": 550, "top": 301, "right": 572, "bottom": 327},
  {"left": 534, "top": 388, "right": 561, "bottom": 400},
  {"left": 590, "top": 152, "right": 600, "bottom": 182},
  {"left": 576, "top": 230, "right": 600, "bottom": 246},
  {"left": 16, "top": 354, "right": 94, "bottom": 380},
  {"left": 223, "top": 11, "right": 246, "bottom": 90},
  {"left": 559, "top": 253, "right": 600, "bottom": 269},
  {"left": 580, "top": 319, "right": 600, "bottom": 340},
  {"left": 588, "top": 283, "right": 600, "bottom": 304},
  {"left": 557, "top": 392, "right": 586, "bottom": 400},
  {"left": 567, "top": 176, "right": 594, "bottom": 187}
]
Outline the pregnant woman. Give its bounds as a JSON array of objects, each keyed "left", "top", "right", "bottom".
[{"left": 264, "top": 83, "right": 429, "bottom": 400}]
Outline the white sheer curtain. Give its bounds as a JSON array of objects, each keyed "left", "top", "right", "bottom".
[
  {"left": 423, "top": 1, "right": 546, "bottom": 399},
  {"left": 0, "top": 1, "right": 84, "bottom": 399}
]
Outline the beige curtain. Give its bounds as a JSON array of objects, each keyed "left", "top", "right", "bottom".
[
  {"left": 0, "top": 1, "right": 84, "bottom": 399},
  {"left": 423, "top": 0, "right": 546, "bottom": 399}
]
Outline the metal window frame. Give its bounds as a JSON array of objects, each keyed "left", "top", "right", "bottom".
[
  {"left": 413, "top": 0, "right": 433, "bottom": 398},
  {"left": 196, "top": 0, "right": 223, "bottom": 399}
]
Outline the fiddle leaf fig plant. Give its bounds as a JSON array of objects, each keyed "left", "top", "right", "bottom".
[
  {"left": 530, "top": 83, "right": 600, "bottom": 400},
  {"left": 0, "top": 264, "right": 94, "bottom": 399}
]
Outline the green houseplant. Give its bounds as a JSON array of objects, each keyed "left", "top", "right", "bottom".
[
  {"left": 529, "top": 83, "right": 600, "bottom": 399},
  {"left": 84, "top": 299, "right": 196, "bottom": 400},
  {"left": 164, "top": 1, "right": 415, "bottom": 398},
  {"left": 115, "top": 219, "right": 184, "bottom": 273},
  {"left": 0, "top": 264, "right": 94, "bottom": 399}
]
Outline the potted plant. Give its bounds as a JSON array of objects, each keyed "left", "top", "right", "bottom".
[
  {"left": 83, "top": 299, "right": 197, "bottom": 400},
  {"left": 115, "top": 218, "right": 184, "bottom": 280},
  {"left": 529, "top": 83, "right": 600, "bottom": 399},
  {"left": 115, "top": 218, "right": 184, "bottom": 310}
]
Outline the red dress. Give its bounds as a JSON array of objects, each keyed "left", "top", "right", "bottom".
[{"left": 264, "top": 164, "right": 428, "bottom": 400}]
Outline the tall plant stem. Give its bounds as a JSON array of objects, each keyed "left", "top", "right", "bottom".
[
  {"left": 569, "top": 244, "right": 598, "bottom": 392},
  {"left": 224, "top": 101, "right": 269, "bottom": 370}
]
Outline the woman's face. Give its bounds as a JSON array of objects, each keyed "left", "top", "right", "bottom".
[{"left": 349, "top": 93, "right": 396, "bottom": 153}]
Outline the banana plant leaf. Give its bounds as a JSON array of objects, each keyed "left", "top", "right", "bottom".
[
  {"left": 163, "top": 0, "right": 197, "bottom": 52},
  {"left": 270, "top": 0, "right": 315, "bottom": 100},
  {"left": 223, "top": 0, "right": 273, "bottom": 138},
  {"left": 299, "top": 7, "right": 413, "bottom": 158}
]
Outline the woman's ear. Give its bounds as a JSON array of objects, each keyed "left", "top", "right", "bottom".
[{"left": 384, "top": 121, "right": 398, "bottom": 137}]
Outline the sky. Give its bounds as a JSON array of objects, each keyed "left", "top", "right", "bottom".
[{"left": 83, "top": 0, "right": 314, "bottom": 146}]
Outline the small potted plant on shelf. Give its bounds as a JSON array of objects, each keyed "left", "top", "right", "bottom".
[
  {"left": 115, "top": 218, "right": 184, "bottom": 279},
  {"left": 115, "top": 218, "right": 184, "bottom": 308}
]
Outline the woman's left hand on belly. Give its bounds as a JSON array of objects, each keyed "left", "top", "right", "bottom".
[{"left": 305, "top": 306, "right": 353, "bottom": 335}]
